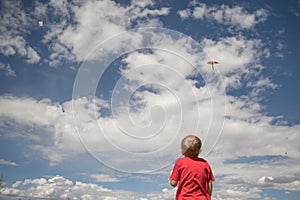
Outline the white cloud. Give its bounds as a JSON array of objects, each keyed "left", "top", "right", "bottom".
[
  {"left": 131, "top": 0, "right": 154, "bottom": 8},
  {"left": 2, "top": 175, "right": 116, "bottom": 199},
  {"left": 144, "top": 188, "right": 176, "bottom": 199},
  {"left": 213, "top": 186, "right": 262, "bottom": 200},
  {"left": 0, "top": 158, "right": 18, "bottom": 166},
  {"left": 200, "top": 36, "right": 272, "bottom": 98},
  {"left": 201, "top": 37, "right": 261, "bottom": 72},
  {"left": 207, "top": 119, "right": 300, "bottom": 194},
  {"left": 0, "top": 95, "right": 84, "bottom": 165},
  {"left": 178, "top": 3, "right": 268, "bottom": 30},
  {"left": 177, "top": 9, "right": 191, "bottom": 19},
  {"left": 39, "top": 0, "right": 170, "bottom": 65},
  {"left": 257, "top": 176, "right": 300, "bottom": 192},
  {"left": 0, "top": 0, "right": 40, "bottom": 64},
  {"left": 2, "top": 175, "right": 176, "bottom": 199},
  {"left": 0, "top": 95, "right": 61, "bottom": 127},
  {"left": 2, "top": 175, "right": 179, "bottom": 200},
  {"left": 0, "top": 62, "right": 16, "bottom": 77},
  {"left": 213, "top": 5, "right": 267, "bottom": 29},
  {"left": 192, "top": 3, "right": 207, "bottom": 19},
  {"left": 0, "top": 0, "right": 165, "bottom": 66},
  {"left": 23, "top": 177, "right": 48, "bottom": 186},
  {"left": 4, "top": 174, "right": 297, "bottom": 200},
  {"left": 26, "top": 46, "right": 41, "bottom": 64},
  {"left": 90, "top": 174, "right": 120, "bottom": 182}
]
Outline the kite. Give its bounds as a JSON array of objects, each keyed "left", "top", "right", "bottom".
[
  {"left": 207, "top": 61, "right": 219, "bottom": 71},
  {"left": 38, "top": 21, "right": 43, "bottom": 27}
]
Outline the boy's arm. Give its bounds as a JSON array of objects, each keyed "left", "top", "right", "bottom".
[{"left": 208, "top": 182, "right": 213, "bottom": 196}]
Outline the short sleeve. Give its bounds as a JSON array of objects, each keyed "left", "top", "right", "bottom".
[
  {"left": 208, "top": 164, "right": 215, "bottom": 182},
  {"left": 170, "top": 161, "right": 180, "bottom": 181}
]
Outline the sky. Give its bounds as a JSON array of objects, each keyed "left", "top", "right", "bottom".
[{"left": 0, "top": 0, "right": 300, "bottom": 199}]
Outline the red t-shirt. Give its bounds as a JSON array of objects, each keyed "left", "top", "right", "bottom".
[{"left": 170, "top": 157, "right": 215, "bottom": 200}]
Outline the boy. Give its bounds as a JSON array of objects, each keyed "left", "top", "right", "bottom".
[{"left": 169, "top": 135, "right": 214, "bottom": 200}]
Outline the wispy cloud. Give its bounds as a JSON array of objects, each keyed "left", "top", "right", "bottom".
[
  {"left": 178, "top": 2, "right": 268, "bottom": 30},
  {"left": 89, "top": 174, "right": 120, "bottom": 182},
  {"left": 0, "top": 158, "right": 18, "bottom": 166},
  {"left": 0, "top": 62, "right": 16, "bottom": 77}
]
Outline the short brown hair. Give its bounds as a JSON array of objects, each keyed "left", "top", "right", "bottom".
[{"left": 181, "top": 135, "right": 202, "bottom": 157}]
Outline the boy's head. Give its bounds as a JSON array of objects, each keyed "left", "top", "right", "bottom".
[{"left": 181, "top": 135, "right": 202, "bottom": 157}]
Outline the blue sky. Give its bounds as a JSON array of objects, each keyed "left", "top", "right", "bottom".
[{"left": 0, "top": 0, "right": 300, "bottom": 199}]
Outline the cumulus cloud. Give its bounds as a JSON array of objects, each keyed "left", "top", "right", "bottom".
[
  {"left": 0, "top": 95, "right": 61, "bottom": 127},
  {"left": 257, "top": 176, "right": 300, "bottom": 191},
  {"left": 178, "top": 2, "right": 268, "bottom": 30},
  {"left": 177, "top": 9, "right": 191, "bottom": 19},
  {"left": 3, "top": 174, "right": 297, "bottom": 200},
  {"left": 2, "top": 175, "right": 176, "bottom": 199},
  {"left": 0, "top": 0, "right": 40, "bottom": 64},
  {"left": 213, "top": 186, "right": 263, "bottom": 200},
  {"left": 36, "top": 0, "right": 170, "bottom": 65},
  {"left": 2, "top": 175, "right": 140, "bottom": 200},
  {"left": 208, "top": 118, "right": 300, "bottom": 194},
  {"left": 0, "top": 95, "right": 82, "bottom": 165}
]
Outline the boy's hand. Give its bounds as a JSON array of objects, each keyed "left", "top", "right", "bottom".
[
  {"left": 169, "top": 178, "right": 178, "bottom": 187},
  {"left": 209, "top": 182, "right": 213, "bottom": 196}
]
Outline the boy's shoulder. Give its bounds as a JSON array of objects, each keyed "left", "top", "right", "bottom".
[{"left": 177, "top": 157, "right": 208, "bottom": 163}]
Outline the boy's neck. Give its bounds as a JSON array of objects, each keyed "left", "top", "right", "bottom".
[{"left": 185, "top": 155, "right": 198, "bottom": 158}]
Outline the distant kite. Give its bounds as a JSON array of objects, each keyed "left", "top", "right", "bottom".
[
  {"left": 207, "top": 61, "right": 219, "bottom": 71},
  {"left": 38, "top": 21, "right": 43, "bottom": 27}
]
